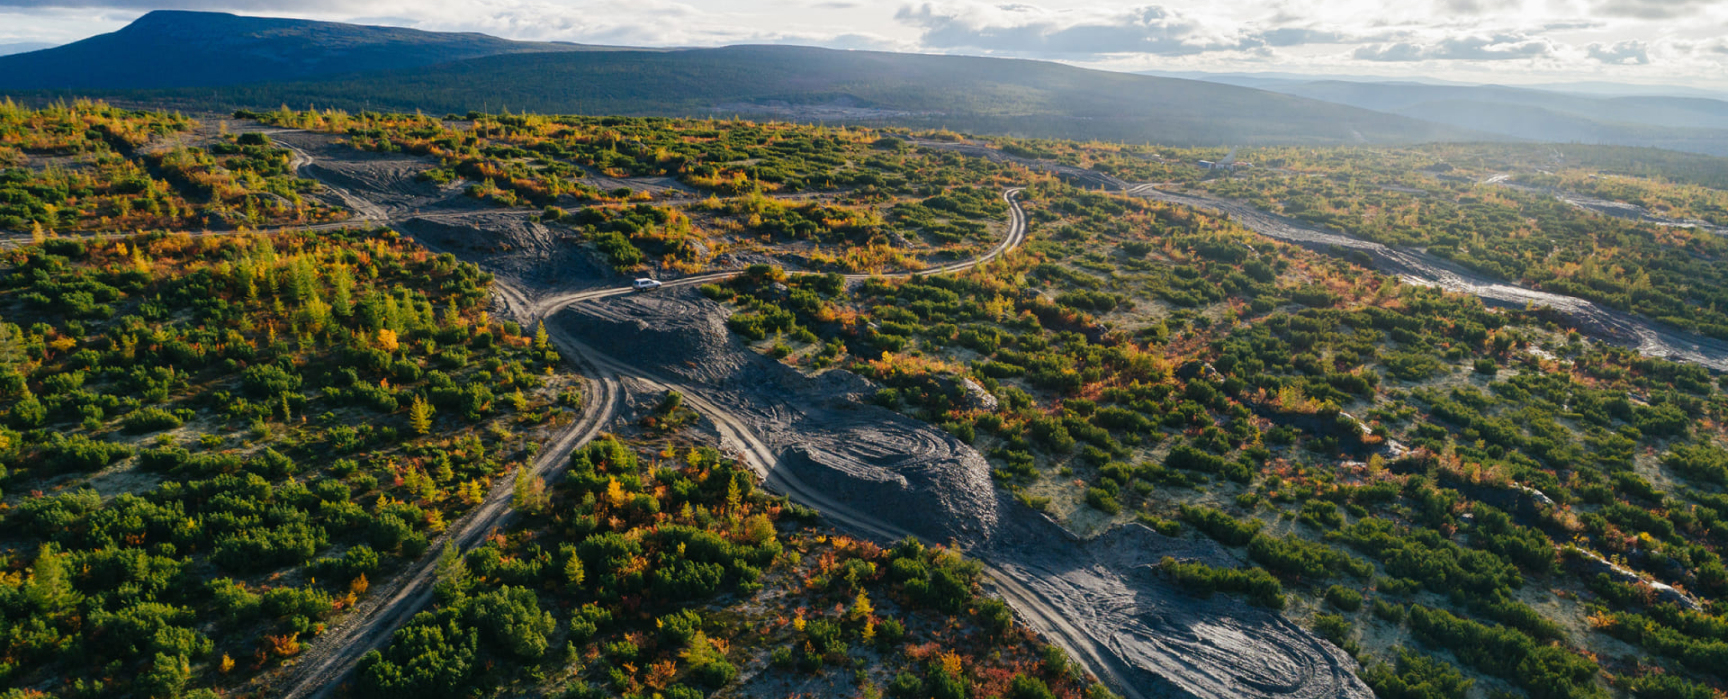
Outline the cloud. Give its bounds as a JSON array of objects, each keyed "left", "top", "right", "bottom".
[
  {"left": 893, "top": 2, "right": 1353, "bottom": 57},
  {"left": 1353, "top": 32, "right": 1557, "bottom": 61},
  {"left": 1587, "top": 39, "right": 1649, "bottom": 64},
  {"left": 1257, "top": 27, "right": 1345, "bottom": 47},
  {"left": 896, "top": 3, "right": 1239, "bottom": 55},
  {"left": 1591, "top": 0, "right": 1715, "bottom": 19},
  {"left": 1431, "top": 0, "right": 1523, "bottom": 16}
]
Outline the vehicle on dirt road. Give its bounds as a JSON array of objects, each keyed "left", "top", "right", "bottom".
[{"left": 632, "top": 278, "right": 663, "bottom": 291}]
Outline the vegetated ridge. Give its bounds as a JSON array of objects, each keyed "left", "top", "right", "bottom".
[
  {"left": 1259, "top": 80, "right": 1728, "bottom": 156},
  {"left": 1, "top": 12, "right": 1476, "bottom": 147},
  {"left": 0, "top": 10, "right": 602, "bottom": 91}
]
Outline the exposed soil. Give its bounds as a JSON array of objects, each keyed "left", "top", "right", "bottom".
[
  {"left": 1119, "top": 183, "right": 1728, "bottom": 372},
  {"left": 554, "top": 290, "right": 1369, "bottom": 699},
  {"left": 912, "top": 138, "right": 1728, "bottom": 371},
  {"left": 1487, "top": 175, "right": 1728, "bottom": 235},
  {"left": 254, "top": 131, "right": 1417, "bottom": 699}
]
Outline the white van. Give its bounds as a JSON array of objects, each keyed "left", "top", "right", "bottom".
[{"left": 631, "top": 278, "right": 663, "bottom": 292}]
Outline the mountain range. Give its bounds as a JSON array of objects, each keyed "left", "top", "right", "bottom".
[
  {"left": 0, "top": 10, "right": 599, "bottom": 90},
  {"left": 0, "top": 42, "right": 56, "bottom": 57},
  {"left": 1153, "top": 72, "right": 1728, "bottom": 156},
  {"left": 2, "top": 11, "right": 1724, "bottom": 154}
]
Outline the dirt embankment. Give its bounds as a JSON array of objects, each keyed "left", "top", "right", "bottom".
[{"left": 554, "top": 292, "right": 1371, "bottom": 699}]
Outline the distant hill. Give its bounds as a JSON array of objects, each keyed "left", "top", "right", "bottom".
[
  {"left": 83, "top": 42, "right": 1478, "bottom": 147},
  {"left": 0, "top": 42, "right": 56, "bottom": 57},
  {"left": 1256, "top": 80, "right": 1728, "bottom": 156},
  {"left": 0, "top": 10, "right": 602, "bottom": 90}
]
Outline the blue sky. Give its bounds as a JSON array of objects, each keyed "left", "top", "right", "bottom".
[{"left": 2, "top": 0, "right": 1726, "bottom": 87}]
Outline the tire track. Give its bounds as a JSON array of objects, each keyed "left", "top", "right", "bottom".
[{"left": 270, "top": 162, "right": 1032, "bottom": 697}]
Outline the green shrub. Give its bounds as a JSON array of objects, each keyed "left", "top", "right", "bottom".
[
  {"left": 1159, "top": 557, "right": 1284, "bottom": 609},
  {"left": 1179, "top": 505, "right": 1262, "bottom": 546},
  {"left": 1362, "top": 647, "right": 1473, "bottom": 699},
  {"left": 123, "top": 407, "right": 184, "bottom": 433},
  {"left": 1324, "top": 584, "right": 1363, "bottom": 611}
]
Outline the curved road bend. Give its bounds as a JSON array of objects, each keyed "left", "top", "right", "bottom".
[{"left": 275, "top": 183, "right": 1031, "bottom": 699}]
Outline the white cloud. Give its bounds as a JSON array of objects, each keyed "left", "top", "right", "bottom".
[
  {"left": 1353, "top": 32, "right": 1559, "bottom": 61},
  {"left": 1586, "top": 39, "right": 1648, "bottom": 64},
  {"left": 0, "top": 0, "right": 1723, "bottom": 88},
  {"left": 892, "top": 1, "right": 1361, "bottom": 56},
  {"left": 1591, "top": 0, "right": 1716, "bottom": 19}
]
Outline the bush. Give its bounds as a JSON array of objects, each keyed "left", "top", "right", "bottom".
[
  {"left": 1325, "top": 584, "right": 1364, "bottom": 611},
  {"left": 1084, "top": 487, "right": 1122, "bottom": 515},
  {"left": 1159, "top": 557, "right": 1284, "bottom": 609},
  {"left": 1179, "top": 505, "right": 1262, "bottom": 546},
  {"left": 1312, "top": 613, "right": 1353, "bottom": 649},
  {"left": 38, "top": 434, "right": 133, "bottom": 474},
  {"left": 241, "top": 364, "right": 302, "bottom": 399},
  {"left": 1008, "top": 675, "right": 1057, "bottom": 699},
  {"left": 464, "top": 586, "right": 555, "bottom": 660},
  {"left": 657, "top": 609, "right": 702, "bottom": 646},
  {"left": 1247, "top": 533, "right": 1373, "bottom": 579},
  {"left": 1362, "top": 647, "right": 1473, "bottom": 699},
  {"left": 123, "top": 407, "right": 184, "bottom": 433},
  {"left": 1166, "top": 445, "right": 1249, "bottom": 481},
  {"left": 1408, "top": 605, "right": 1602, "bottom": 699}
]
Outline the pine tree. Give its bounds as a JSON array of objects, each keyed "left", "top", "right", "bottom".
[
  {"left": 563, "top": 552, "right": 585, "bottom": 588},
  {"left": 849, "top": 590, "right": 874, "bottom": 621},
  {"left": 534, "top": 321, "right": 551, "bottom": 351},
  {"left": 408, "top": 394, "right": 434, "bottom": 435},
  {"left": 434, "top": 541, "right": 470, "bottom": 601},
  {"left": 512, "top": 467, "right": 548, "bottom": 514}
]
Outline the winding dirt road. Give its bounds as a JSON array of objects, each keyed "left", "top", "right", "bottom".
[
  {"left": 271, "top": 171, "right": 1033, "bottom": 698},
  {"left": 1118, "top": 183, "right": 1728, "bottom": 371}
]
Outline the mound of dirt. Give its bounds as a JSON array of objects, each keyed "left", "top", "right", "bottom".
[
  {"left": 396, "top": 214, "right": 612, "bottom": 299},
  {"left": 553, "top": 289, "right": 1371, "bottom": 699},
  {"left": 555, "top": 291, "right": 1003, "bottom": 544},
  {"left": 269, "top": 131, "right": 462, "bottom": 210}
]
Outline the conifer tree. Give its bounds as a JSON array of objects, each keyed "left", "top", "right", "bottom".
[{"left": 408, "top": 394, "right": 434, "bottom": 435}]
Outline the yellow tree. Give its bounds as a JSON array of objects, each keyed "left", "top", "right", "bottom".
[
  {"left": 408, "top": 394, "right": 434, "bottom": 435},
  {"left": 512, "top": 467, "right": 548, "bottom": 514}
]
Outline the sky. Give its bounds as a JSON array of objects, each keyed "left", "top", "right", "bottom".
[{"left": 2, "top": 0, "right": 1727, "bottom": 89}]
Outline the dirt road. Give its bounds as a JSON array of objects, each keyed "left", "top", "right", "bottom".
[
  {"left": 268, "top": 165, "right": 1056, "bottom": 696},
  {"left": 1120, "top": 183, "right": 1728, "bottom": 371},
  {"left": 907, "top": 138, "right": 1728, "bottom": 371},
  {"left": 270, "top": 139, "right": 1366, "bottom": 697}
]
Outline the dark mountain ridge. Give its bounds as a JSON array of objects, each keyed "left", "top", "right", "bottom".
[
  {"left": 1, "top": 12, "right": 1481, "bottom": 147},
  {"left": 0, "top": 10, "right": 595, "bottom": 90}
]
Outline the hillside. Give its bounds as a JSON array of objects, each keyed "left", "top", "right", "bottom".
[
  {"left": 1266, "top": 80, "right": 1728, "bottom": 155},
  {"left": 0, "top": 10, "right": 600, "bottom": 90},
  {"left": 99, "top": 43, "right": 1475, "bottom": 147},
  {"left": 0, "top": 42, "right": 55, "bottom": 57}
]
